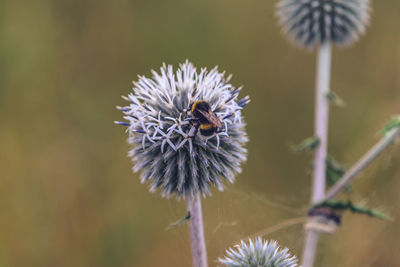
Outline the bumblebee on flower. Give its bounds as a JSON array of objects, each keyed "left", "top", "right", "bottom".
[{"left": 115, "top": 60, "right": 250, "bottom": 199}]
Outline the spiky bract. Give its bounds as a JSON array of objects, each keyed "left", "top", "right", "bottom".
[
  {"left": 116, "top": 61, "right": 249, "bottom": 199},
  {"left": 219, "top": 238, "right": 300, "bottom": 267},
  {"left": 276, "top": 0, "right": 371, "bottom": 49}
]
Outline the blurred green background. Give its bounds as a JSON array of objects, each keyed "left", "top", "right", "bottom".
[{"left": 0, "top": 0, "right": 399, "bottom": 266}]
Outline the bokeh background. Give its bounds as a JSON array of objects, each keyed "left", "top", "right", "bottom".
[{"left": 1, "top": 0, "right": 399, "bottom": 266}]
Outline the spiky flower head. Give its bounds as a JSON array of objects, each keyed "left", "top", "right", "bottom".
[
  {"left": 115, "top": 61, "right": 249, "bottom": 199},
  {"left": 276, "top": 0, "right": 371, "bottom": 49},
  {"left": 219, "top": 238, "right": 300, "bottom": 267}
]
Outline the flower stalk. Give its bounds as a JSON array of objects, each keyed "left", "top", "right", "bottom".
[
  {"left": 312, "top": 42, "right": 331, "bottom": 203},
  {"left": 302, "top": 42, "right": 332, "bottom": 267},
  {"left": 186, "top": 194, "right": 208, "bottom": 267}
]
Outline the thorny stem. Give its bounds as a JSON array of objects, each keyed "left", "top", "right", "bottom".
[
  {"left": 186, "top": 194, "right": 208, "bottom": 267},
  {"left": 312, "top": 43, "right": 331, "bottom": 204},
  {"left": 301, "top": 128, "right": 400, "bottom": 267},
  {"left": 324, "top": 127, "right": 400, "bottom": 200},
  {"left": 302, "top": 43, "right": 332, "bottom": 267},
  {"left": 302, "top": 230, "right": 320, "bottom": 267}
]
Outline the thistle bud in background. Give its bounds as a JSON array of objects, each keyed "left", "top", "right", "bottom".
[
  {"left": 115, "top": 61, "right": 249, "bottom": 199},
  {"left": 276, "top": 0, "right": 371, "bottom": 49},
  {"left": 219, "top": 238, "right": 300, "bottom": 267}
]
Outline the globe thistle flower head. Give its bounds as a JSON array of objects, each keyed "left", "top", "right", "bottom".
[
  {"left": 219, "top": 238, "right": 300, "bottom": 267},
  {"left": 115, "top": 61, "right": 249, "bottom": 199},
  {"left": 276, "top": 0, "right": 371, "bottom": 49}
]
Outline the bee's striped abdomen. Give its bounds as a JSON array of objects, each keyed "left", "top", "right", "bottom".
[{"left": 200, "top": 123, "right": 216, "bottom": 136}]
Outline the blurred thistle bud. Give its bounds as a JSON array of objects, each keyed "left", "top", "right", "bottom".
[
  {"left": 115, "top": 61, "right": 249, "bottom": 199},
  {"left": 219, "top": 238, "right": 300, "bottom": 267},
  {"left": 276, "top": 0, "right": 371, "bottom": 49}
]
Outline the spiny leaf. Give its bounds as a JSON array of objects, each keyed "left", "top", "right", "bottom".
[
  {"left": 326, "top": 91, "right": 345, "bottom": 107},
  {"left": 326, "top": 156, "right": 353, "bottom": 193},
  {"left": 294, "top": 136, "right": 320, "bottom": 152},
  {"left": 312, "top": 200, "right": 389, "bottom": 221},
  {"left": 382, "top": 115, "right": 400, "bottom": 135},
  {"left": 166, "top": 212, "right": 191, "bottom": 230}
]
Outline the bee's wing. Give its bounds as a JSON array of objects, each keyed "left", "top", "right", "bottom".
[{"left": 198, "top": 109, "right": 222, "bottom": 128}]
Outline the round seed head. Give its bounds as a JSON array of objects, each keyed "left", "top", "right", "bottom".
[
  {"left": 276, "top": 0, "right": 371, "bottom": 49},
  {"left": 219, "top": 238, "right": 300, "bottom": 267},
  {"left": 116, "top": 61, "right": 249, "bottom": 199}
]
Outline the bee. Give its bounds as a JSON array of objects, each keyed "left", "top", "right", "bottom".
[{"left": 186, "top": 100, "right": 222, "bottom": 138}]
